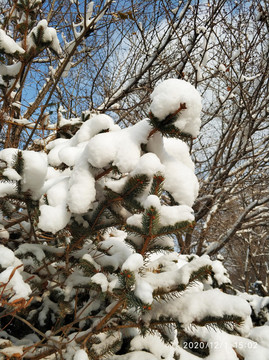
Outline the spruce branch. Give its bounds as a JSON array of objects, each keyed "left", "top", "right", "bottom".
[
  {"left": 81, "top": 299, "right": 125, "bottom": 346},
  {"left": 157, "top": 221, "right": 195, "bottom": 238},
  {"left": 150, "top": 173, "right": 165, "bottom": 197},
  {"left": 89, "top": 175, "right": 149, "bottom": 231},
  {"left": 147, "top": 102, "right": 189, "bottom": 139},
  {"left": 192, "top": 314, "right": 244, "bottom": 333},
  {"left": 140, "top": 211, "right": 157, "bottom": 255}
]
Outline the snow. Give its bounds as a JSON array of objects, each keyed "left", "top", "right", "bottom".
[
  {"left": 43, "top": 176, "right": 69, "bottom": 207},
  {"left": 175, "top": 256, "right": 230, "bottom": 287},
  {"left": 27, "top": 20, "right": 62, "bottom": 55},
  {"left": 0, "top": 29, "right": 25, "bottom": 54},
  {"left": 38, "top": 295, "right": 59, "bottom": 326},
  {"left": 145, "top": 288, "right": 251, "bottom": 331},
  {"left": 67, "top": 151, "right": 96, "bottom": 213},
  {"left": 2, "top": 168, "right": 21, "bottom": 181},
  {"left": 211, "top": 259, "right": 230, "bottom": 286},
  {"left": 239, "top": 293, "right": 269, "bottom": 317},
  {"left": 71, "top": 114, "right": 118, "bottom": 145},
  {"left": 164, "top": 137, "right": 195, "bottom": 170},
  {"left": 122, "top": 254, "right": 144, "bottom": 272},
  {"left": 58, "top": 115, "right": 81, "bottom": 128},
  {"left": 249, "top": 325, "right": 269, "bottom": 349},
  {"left": 0, "top": 265, "right": 32, "bottom": 301},
  {"left": 161, "top": 152, "right": 199, "bottom": 207},
  {"left": 0, "top": 62, "right": 22, "bottom": 78},
  {"left": 49, "top": 114, "right": 120, "bottom": 167},
  {"left": 15, "top": 244, "right": 46, "bottom": 262},
  {"left": 130, "top": 334, "right": 174, "bottom": 359},
  {"left": 47, "top": 139, "right": 69, "bottom": 166},
  {"left": 91, "top": 273, "right": 109, "bottom": 292},
  {"left": 38, "top": 203, "right": 71, "bottom": 233},
  {"left": 73, "top": 349, "right": 89, "bottom": 360},
  {"left": 148, "top": 132, "right": 199, "bottom": 206},
  {"left": 0, "top": 346, "right": 24, "bottom": 358},
  {"left": 0, "top": 245, "right": 22, "bottom": 269},
  {"left": 91, "top": 332, "right": 122, "bottom": 357},
  {"left": 127, "top": 199, "right": 194, "bottom": 229},
  {"left": 58, "top": 146, "right": 84, "bottom": 167},
  {"left": 32, "top": 79, "right": 200, "bottom": 232},
  {"left": 86, "top": 129, "right": 118, "bottom": 170},
  {"left": 0, "top": 224, "right": 9, "bottom": 239},
  {"left": 134, "top": 277, "right": 153, "bottom": 304},
  {"left": 239, "top": 73, "right": 261, "bottom": 82},
  {"left": 0, "top": 148, "right": 19, "bottom": 166},
  {"left": 0, "top": 182, "right": 16, "bottom": 197},
  {"left": 195, "top": 61, "right": 203, "bottom": 82},
  {"left": 102, "top": 176, "right": 128, "bottom": 194},
  {"left": 159, "top": 204, "right": 194, "bottom": 225},
  {"left": 150, "top": 79, "right": 202, "bottom": 137},
  {"left": 82, "top": 254, "right": 101, "bottom": 271},
  {"left": 143, "top": 195, "right": 161, "bottom": 211},
  {"left": 132, "top": 155, "right": 165, "bottom": 183},
  {"left": 126, "top": 213, "right": 143, "bottom": 228},
  {"left": 87, "top": 119, "right": 152, "bottom": 172},
  {"left": 95, "top": 230, "right": 133, "bottom": 270},
  {"left": 38, "top": 169, "right": 73, "bottom": 233},
  {"left": 218, "top": 63, "right": 226, "bottom": 72},
  {"left": 21, "top": 151, "right": 48, "bottom": 199}
]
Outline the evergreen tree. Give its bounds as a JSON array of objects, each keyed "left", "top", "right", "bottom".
[{"left": 1, "top": 78, "right": 269, "bottom": 360}]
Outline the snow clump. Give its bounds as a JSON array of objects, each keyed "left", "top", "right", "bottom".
[{"left": 150, "top": 78, "right": 202, "bottom": 137}]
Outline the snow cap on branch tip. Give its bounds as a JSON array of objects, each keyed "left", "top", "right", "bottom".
[
  {"left": 149, "top": 79, "right": 202, "bottom": 137},
  {"left": 0, "top": 29, "right": 25, "bottom": 55}
]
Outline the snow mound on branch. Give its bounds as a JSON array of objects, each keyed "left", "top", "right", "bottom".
[
  {"left": 27, "top": 19, "right": 62, "bottom": 55},
  {"left": 71, "top": 113, "right": 119, "bottom": 145},
  {"left": 38, "top": 204, "right": 71, "bottom": 233},
  {"left": 135, "top": 277, "right": 154, "bottom": 304},
  {"left": 249, "top": 325, "right": 269, "bottom": 349},
  {"left": 91, "top": 273, "right": 109, "bottom": 292},
  {"left": 0, "top": 149, "right": 47, "bottom": 199},
  {"left": 147, "top": 288, "right": 251, "bottom": 330},
  {"left": 0, "top": 148, "right": 19, "bottom": 166},
  {"left": 122, "top": 254, "right": 144, "bottom": 272},
  {"left": 0, "top": 245, "right": 32, "bottom": 301},
  {"left": 150, "top": 79, "right": 202, "bottom": 137},
  {"left": 0, "top": 63, "right": 22, "bottom": 80},
  {"left": 67, "top": 151, "right": 96, "bottom": 213},
  {"left": 126, "top": 202, "right": 194, "bottom": 229},
  {"left": 47, "top": 138, "right": 69, "bottom": 166},
  {"left": 164, "top": 137, "right": 195, "bottom": 170},
  {"left": 0, "top": 29, "right": 25, "bottom": 54},
  {"left": 47, "top": 114, "right": 119, "bottom": 167},
  {"left": 3, "top": 168, "right": 21, "bottom": 181},
  {"left": 130, "top": 153, "right": 165, "bottom": 177},
  {"left": 38, "top": 171, "right": 72, "bottom": 233},
  {"left": 0, "top": 245, "right": 22, "bottom": 269},
  {"left": 94, "top": 230, "right": 133, "bottom": 271},
  {"left": 21, "top": 151, "right": 48, "bottom": 199},
  {"left": 148, "top": 132, "right": 198, "bottom": 206},
  {"left": 87, "top": 119, "right": 152, "bottom": 172},
  {"left": 73, "top": 349, "right": 89, "bottom": 360},
  {"left": 130, "top": 334, "right": 174, "bottom": 359}
]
